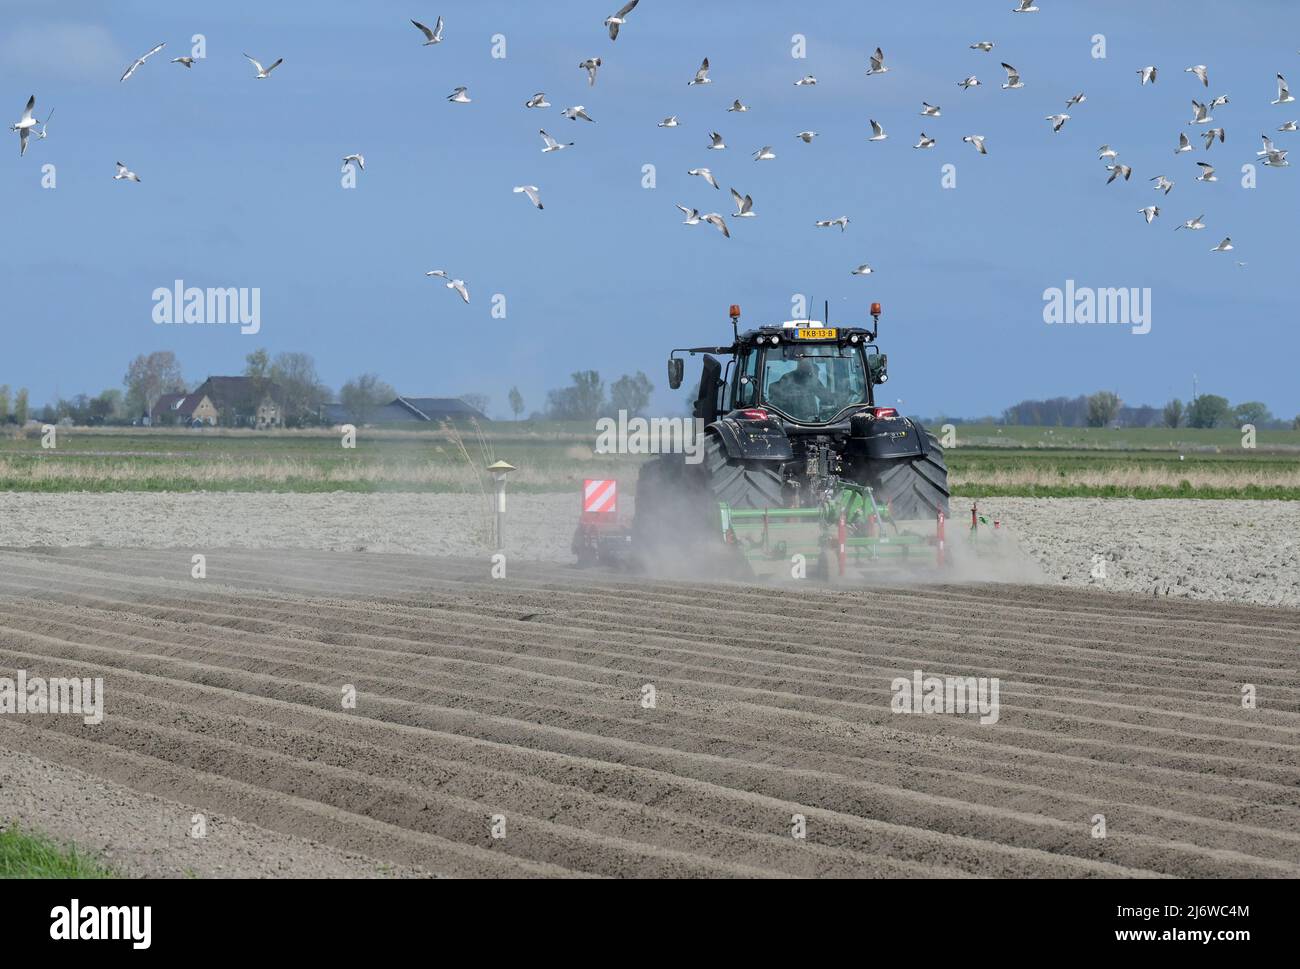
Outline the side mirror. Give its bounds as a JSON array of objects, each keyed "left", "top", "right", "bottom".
[
  {"left": 667, "top": 357, "right": 684, "bottom": 390},
  {"left": 867, "top": 353, "right": 889, "bottom": 385}
]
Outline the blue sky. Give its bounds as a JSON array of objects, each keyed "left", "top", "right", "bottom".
[{"left": 2, "top": 0, "right": 1297, "bottom": 420}]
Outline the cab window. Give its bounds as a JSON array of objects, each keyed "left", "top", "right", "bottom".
[{"left": 761, "top": 344, "right": 868, "bottom": 422}]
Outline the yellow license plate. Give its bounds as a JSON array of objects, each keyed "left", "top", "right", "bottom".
[{"left": 796, "top": 328, "right": 838, "bottom": 340}]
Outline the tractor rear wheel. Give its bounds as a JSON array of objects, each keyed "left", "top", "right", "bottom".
[
  {"left": 700, "top": 436, "right": 786, "bottom": 509},
  {"left": 865, "top": 430, "right": 950, "bottom": 521}
]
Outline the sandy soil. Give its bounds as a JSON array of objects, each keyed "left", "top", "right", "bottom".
[
  {"left": 0, "top": 492, "right": 1296, "bottom": 607},
  {"left": 0, "top": 747, "right": 433, "bottom": 878},
  {"left": 0, "top": 547, "right": 1296, "bottom": 878}
]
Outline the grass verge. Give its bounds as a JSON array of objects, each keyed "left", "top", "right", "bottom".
[{"left": 0, "top": 824, "right": 115, "bottom": 878}]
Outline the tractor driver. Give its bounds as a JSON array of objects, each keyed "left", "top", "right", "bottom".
[{"left": 768, "top": 357, "right": 829, "bottom": 421}]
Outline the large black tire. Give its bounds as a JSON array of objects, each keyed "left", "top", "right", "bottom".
[
  {"left": 865, "top": 430, "right": 950, "bottom": 521},
  {"left": 700, "top": 436, "right": 786, "bottom": 509}
]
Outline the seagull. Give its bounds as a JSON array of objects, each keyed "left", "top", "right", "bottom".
[
  {"left": 920, "top": 102, "right": 942, "bottom": 117},
  {"left": 1001, "top": 63, "right": 1023, "bottom": 89},
  {"left": 1137, "top": 66, "right": 1158, "bottom": 86},
  {"left": 796, "top": 131, "right": 818, "bottom": 142},
  {"left": 1138, "top": 205, "right": 1160, "bottom": 224},
  {"left": 708, "top": 131, "right": 726, "bottom": 149},
  {"left": 1262, "top": 146, "right": 1290, "bottom": 167},
  {"left": 657, "top": 116, "right": 679, "bottom": 127},
  {"left": 1185, "top": 64, "right": 1209, "bottom": 86},
  {"left": 753, "top": 145, "right": 776, "bottom": 160},
  {"left": 604, "top": 0, "right": 639, "bottom": 41},
  {"left": 794, "top": 75, "right": 818, "bottom": 86},
  {"left": 1201, "top": 127, "right": 1225, "bottom": 149},
  {"left": 1045, "top": 113, "right": 1069, "bottom": 132},
  {"left": 426, "top": 271, "right": 470, "bottom": 303},
  {"left": 171, "top": 56, "right": 195, "bottom": 68},
  {"left": 342, "top": 153, "right": 365, "bottom": 171},
  {"left": 1175, "top": 132, "right": 1194, "bottom": 153},
  {"left": 959, "top": 76, "right": 981, "bottom": 90},
  {"left": 1275, "top": 75, "right": 1295, "bottom": 105},
  {"left": 1012, "top": 0, "right": 1040, "bottom": 12},
  {"left": 447, "top": 86, "right": 471, "bottom": 103},
  {"left": 701, "top": 213, "right": 730, "bottom": 237},
  {"left": 850, "top": 264, "right": 874, "bottom": 275},
  {"left": 113, "top": 161, "right": 141, "bottom": 182},
  {"left": 1188, "top": 100, "right": 1213, "bottom": 124},
  {"left": 1065, "top": 92, "right": 1087, "bottom": 107},
  {"left": 120, "top": 43, "right": 165, "bottom": 82},
  {"left": 1175, "top": 214, "right": 1206, "bottom": 231},
  {"left": 688, "top": 57, "right": 711, "bottom": 86},
  {"left": 411, "top": 17, "right": 444, "bottom": 45},
  {"left": 1257, "top": 134, "right": 1280, "bottom": 156},
  {"left": 866, "top": 48, "right": 889, "bottom": 76},
  {"left": 563, "top": 105, "right": 595, "bottom": 122},
  {"left": 525, "top": 93, "right": 550, "bottom": 108},
  {"left": 913, "top": 132, "right": 936, "bottom": 149},
  {"left": 676, "top": 204, "right": 701, "bottom": 225},
  {"left": 1105, "top": 163, "right": 1132, "bottom": 183},
  {"left": 580, "top": 57, "right": 602, "bottom": 86},
  {"left": 36, "top": 107, "right": 52, "bottom": 140},
  {"left": 1150, "top": 174, "right": 1174, "bottom": 194},
  {"left": 1278, "top": 120, "right": 1298, "bottom": 132},
  {"left": 1210, "top": 237, "right": 1233, "bottom": 252},
  {"left": 970, "top": 42, "right": 995, "bottom": 52},
  {"left": 10, "top": 95, "right": 36, "bottom": 157},
  {"left": 963, "top": 134, "right": 988, "bottom": 154},
  {"left": 688, "top": 167, "right": 719, "bottom": 189},
  {"left": 243, "top": 53, "right": 283, "bottom": 79},
  {"left": 513, "top": 185, "right": 543, "bottom": 209},
  {"left": 867, "top": 119, "right": 888, "bottom": 141},
  {"left": 816, "top": 217, "right": 850, "bottom": 232},
  {"left": 1209, "top": 94, "right": 1230, "bottom": 108},
  {"left": 539, "top": 129, "right": 573, "bottom": 152},
  {"left": 730, "top": 188, "right": 756, "bottom": 218},
  {"left": 1098, "top": 144, "right": 1119, "bottom": 160},
  {"left": 727, "top": 99, "right": 749, "bottom": 112},
  {"left": 1195, "top": 161, "right": 1217, "bottom": 182}
]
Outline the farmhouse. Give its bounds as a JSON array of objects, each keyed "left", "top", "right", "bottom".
[
  {"left": 152, "top": 377, "right": 285, "bottom": 428},
  {"left": 320, "top": 396, "right": 489, "bottom": 425}
]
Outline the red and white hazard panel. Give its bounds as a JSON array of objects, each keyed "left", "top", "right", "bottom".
[{"left": 582, "top": 479, "right": 617, "bottom": 518}]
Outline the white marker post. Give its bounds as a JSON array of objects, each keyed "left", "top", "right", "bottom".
[{"left": 487, "top": 461, "right": 517, "bottom": 550}]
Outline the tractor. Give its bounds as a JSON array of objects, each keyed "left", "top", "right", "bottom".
[{"left": 630, "top": 302, "right": 950, "bottom": 578}]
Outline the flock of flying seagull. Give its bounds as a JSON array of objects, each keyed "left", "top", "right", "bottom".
[{"left": 8, "top": 1, "right": 1295, "bottom": 303}]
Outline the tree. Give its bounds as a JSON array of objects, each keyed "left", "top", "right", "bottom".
[
  {"left": 0, "top": 385, "right": 9, "bottom": 424},
  {"left": 508, "top": 386, "right": 524, "bottom": 421},
  {"left": 1086, "top": 391, "right": 1121, "bottom": 428},
  {"left": 1233, "top": 401, "right": 1272, "bottom": 427},
  {"left": 609, "top": 371, "right": 654, "bottom": 417},
  {"left": 244, "top": 349, "right": 270, "bottom": 381},
  {"left": 338, "top": 373, "right": 394, "bottom": 424},
  {"left": 1293, "top": 415, "right": 1300, "bottom": 431},
  {"left": 123, "top": 351, "right": 184, "bottom": 419},
  {"left": 89, "top": 389, "right": 124, "bottom": 424},
  {"left": 14, "top": 388, "right": 29, "bottom": 424},
  {"left": 1186, "top": 394, "right": 1232, "bottom": 429},
  {"left": 545, "top": 371, "right": 605, "bottom": 421},
  {"left": 269, "top": 352, "right": 329, "bottom": 426},
  {"left": 1162, "top": 398, "right": 1184, "bottom": 429},
  {"left": 459, "top": 393, "right": 490, "bottom": 416}
]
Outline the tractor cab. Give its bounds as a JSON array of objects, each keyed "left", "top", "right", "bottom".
[{"left": 668, "top": 304, "right": 890, "bottom": 428}]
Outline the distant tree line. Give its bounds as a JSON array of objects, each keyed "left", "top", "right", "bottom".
[
  {"left": 532, "top": 370, "right": 655, "bottom": 421},
  {"left": 1001, "top": 392, "right": 1293, "bottom": 430}
]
